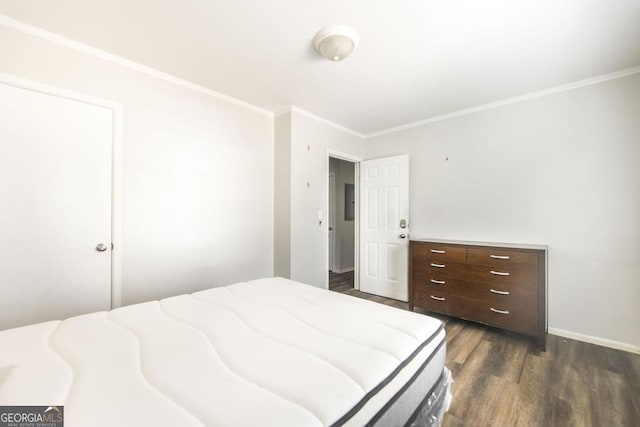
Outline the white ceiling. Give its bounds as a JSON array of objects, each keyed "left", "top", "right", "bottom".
[{"left": 1, "top": 0, "right": 639, "bottom": 135}]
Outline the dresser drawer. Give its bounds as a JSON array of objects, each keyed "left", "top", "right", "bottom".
[
  {"left": 412, "top": 288, "right": 453, "bottom": 315},
  {"left": 412, "top": 242, "right": 466, "bottom": 263},
  {"left": 448, "top": 294, "right": 537, "bottom": 335},
  {"left": 464, "top": 264, "right": 538, "bottom": 290},
  {"left": 476, "top": 280, "right": 537, "bottom": 304},
  {"left": 413, "top": 259, "right": 467, "bottom": 280},
  {"left": 467, "top": 247, "right": 538, "bottom": 267},
  {"left": 412, "top": 275, "right": 465, "bottom": 295},
  {"left": 475, "top": 297, "right": 538, "bottom": 335}
]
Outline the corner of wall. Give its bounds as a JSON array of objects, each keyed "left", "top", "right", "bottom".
[{"left": 273, "top": 113, "right": 292, "bottom": 278}]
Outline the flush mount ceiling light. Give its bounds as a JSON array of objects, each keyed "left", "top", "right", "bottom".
[{"left": 313, "top": 25, "right": 360, "bottom": 62}]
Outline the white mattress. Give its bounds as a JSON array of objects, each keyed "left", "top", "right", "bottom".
[{"left": 0, "top": 277, "right": 446, "bottom": 426}]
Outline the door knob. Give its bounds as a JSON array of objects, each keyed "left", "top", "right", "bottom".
[
  {"left": 399, "top": 234, "right": 408, "bottom": 239},
  {"left": 95, "top": 243, "right": 108, "bottom": 252}
]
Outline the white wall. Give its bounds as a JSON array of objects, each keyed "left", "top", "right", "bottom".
[
  {"left": 0, "top": 23, "right": 274, "bottom": 305},
  {"left": 365, "top": 73, "right": 640, "bottom": 349},
  {"left": 329, "top": 157, "right": 356, "bottom": 272},
  {"left": 284, "top": 109, "right": 363, "bottom": 288}
]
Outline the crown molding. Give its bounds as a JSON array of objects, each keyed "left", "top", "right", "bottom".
[
  {"left": 289, "top": 106, "right": 364, "bottom": 139},
  {"left": 0, "top": 14, "right": 273, "bottom": 117},
  {"left": 274, "top": 107, "right": 292, "bottom": 118},
  {"left": 365, "top": 65, "right": 640, "bottom": 138},
  {"left": 4, "top": 13, "right": 639, "bottom": 137}
]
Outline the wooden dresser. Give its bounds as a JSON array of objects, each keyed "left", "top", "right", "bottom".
[{"left": 409, "top": 239, "right": 547, "bottom": 349}]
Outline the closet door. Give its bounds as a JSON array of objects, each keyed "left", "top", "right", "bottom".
[{"left": 0, "top": 82, "right": 112, "bottom": 329}]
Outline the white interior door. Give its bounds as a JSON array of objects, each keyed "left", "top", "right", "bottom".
[
  {"left": 359, "top": 155, "right": 409, "bottom": 301},
  {"left": 328, "top": 173, "right": 336, "bottom": 272},
  {"left": 0, "top": 82, "right": 113, "bottom": 329}
]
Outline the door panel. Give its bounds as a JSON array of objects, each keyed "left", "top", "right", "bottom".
[
  {"left": 366, "top": 242, "right": 379, "bottom": 277},
  {"left": 0, "top": 82, "right": 112, "bottom": 329},
  {"left": 386, "top": 243, "right": 400, "bottom": 280},
  {"left": 359, "top": 155, "right": 409, "bottom": 301}
]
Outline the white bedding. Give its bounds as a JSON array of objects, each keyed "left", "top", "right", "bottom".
[{"left": 0, "top": 277, "right": 446, "bottom": 426}]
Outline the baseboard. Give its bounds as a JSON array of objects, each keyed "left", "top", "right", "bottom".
[
  {"left": 333, "top": 267, "right": 354, "bottom": 274},
  {"left": 548, "top": 327, "right": 640, "bottom": 354}
]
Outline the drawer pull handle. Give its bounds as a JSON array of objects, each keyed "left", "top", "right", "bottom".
[
  {"left": 490, "top": 254, "right": 510, "bottom": 260},
  {"left": 430, "top": 263, "right": 445, "bottom": 268},
  {"left": 490, "top": 307, "right": 510, "bottom": 315},
  {"left": 430, "top": 295, "right": 446, "bottom": 301},
  {"left": 490, "top": 270, "right": 510, "bottom": 276},
  {"left": 430, "top": 279, "right": 446, "bottom": 285},
  {"left": 430, "top": 249, "right": 446, "bottom": 254},
  {"left": 490, "top": 288, "right": 510, "bottom": 295}
]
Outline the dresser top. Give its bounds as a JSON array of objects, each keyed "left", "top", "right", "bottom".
[{"left": 411, "top": 237, "right": 548, "bottom": 251}]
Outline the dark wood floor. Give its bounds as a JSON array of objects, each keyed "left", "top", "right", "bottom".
[{"left": 329, "top": 271, "right": 640, "bottom": 427}]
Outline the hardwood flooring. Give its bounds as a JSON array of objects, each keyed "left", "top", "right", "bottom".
[{"left": 329, "top": 272, "right": 640, "bottom": 427}]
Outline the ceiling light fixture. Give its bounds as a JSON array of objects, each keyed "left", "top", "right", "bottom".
[{"left": 313, "top": 25, "right": 360, "bottom": 62}]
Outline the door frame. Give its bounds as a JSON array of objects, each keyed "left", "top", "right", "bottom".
[
  {"left": 326, "top": 150, "right": 362, "bottom": 290},
  {"left": 328, "top": 172, "right": 336, "bottom": 272},
  {"left": 0, "top": 73, "right": 124, "bottom": 309}
]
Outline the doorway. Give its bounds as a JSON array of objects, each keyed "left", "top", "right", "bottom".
[{"left": 328, "top": 157, "right": 356, "bottom": 291}]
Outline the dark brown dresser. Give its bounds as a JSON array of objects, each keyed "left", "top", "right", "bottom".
[{"left": 409, "top": 239, "right": 547, "bottom": 349}]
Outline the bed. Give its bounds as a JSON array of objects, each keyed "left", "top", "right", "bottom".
[{"left": 0, "top": 277, "right": 452, "bottom": 426}]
